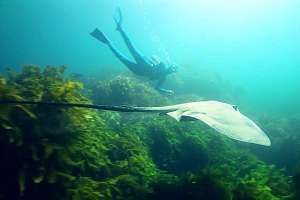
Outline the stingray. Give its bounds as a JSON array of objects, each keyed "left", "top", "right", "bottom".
[{"left": 0, "top": 100, "right": 271, "bottom": 146}]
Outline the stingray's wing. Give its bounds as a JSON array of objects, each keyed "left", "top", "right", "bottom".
[{"left": 166, "top": 102, "right": 271, "bottom": 146}]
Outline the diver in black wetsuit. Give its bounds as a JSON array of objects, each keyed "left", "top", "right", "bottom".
[{"left": 90, "top": 8, "right": 177, "bottom": 95}]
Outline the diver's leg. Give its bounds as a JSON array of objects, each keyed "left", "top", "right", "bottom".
[
  {"left": 109, "top": 44, "right": 145, "bottom": 75},
  {"left": 90, "top": 28, "right": 139, "bottom": 72},
  {"left": 114, "top": 8, "right": 145, "bottom": 63},
  {"left": 117, "top": 27, "right": 147, "bottom": 65},
  {"left": 114, "top": 8, "right": 149, "bottom": 66},
  {"left": 107, "top": 43, "right": 138, "bottom": 71}
]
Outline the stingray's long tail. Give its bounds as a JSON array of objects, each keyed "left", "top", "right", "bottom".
[{"left": 0, "top": 100, "right": 175, "bottom": 113}]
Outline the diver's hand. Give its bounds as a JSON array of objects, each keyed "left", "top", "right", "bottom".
[
  {"left": 158, "top": 88, "right": 174, "bottom": 96},
  {"left": 164, "top": 89, "right": 174, "bottom": 95}
]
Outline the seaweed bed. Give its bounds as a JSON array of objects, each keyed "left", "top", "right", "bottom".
[{"left": 0, "top": 66, "right": 299, "bottom": 200}]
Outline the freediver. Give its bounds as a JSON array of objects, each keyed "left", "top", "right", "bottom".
[{"left": 90, "top": 8, "right": 177, "bottom": 95}]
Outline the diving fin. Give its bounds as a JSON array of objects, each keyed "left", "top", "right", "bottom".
[
  {"left": 90, "top": 28, "right": 110, "bottom": 44},
  {"left": 114, "top": 7, "right": 123, "bottom": 31}
]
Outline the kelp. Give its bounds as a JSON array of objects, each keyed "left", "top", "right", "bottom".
[
  {"left": 0, "top": 65, "right": 296, "bottom": 200},
  {"left": 0, "top": 66, "right": 158, "bottom": 200},
  {"left": 252, "top": 114, "right": 300, "bottom": 175},
  {"left": 124, "top": 118, "right": 294, "bottom": 199},
  {"left": 85, "top": 74, "right": 169, "bottom": 106},
  {"left": 294, "top": 168, "right": 300, "bottom": 200}
]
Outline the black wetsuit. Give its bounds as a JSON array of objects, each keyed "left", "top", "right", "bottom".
[{"left": 91, "top": 26, "right": 174, "bottom": 94}]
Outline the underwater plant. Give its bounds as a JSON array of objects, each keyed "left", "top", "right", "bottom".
[
  {"left": 125, "top": 117, "right": 294, "bottom": 199},
  {"left": 0, "top": 66, "right": 159, "bottom": 200},
  {"left": 0, "top": 65, "right": 296, "bottom": 200},
  {"left": 85, "top": 73, "right": 169, "bottom": 106}
]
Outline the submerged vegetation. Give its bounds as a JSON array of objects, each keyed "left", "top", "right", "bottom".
[{"left": 0, "top": 66, "right": 298, "bottom": 199}]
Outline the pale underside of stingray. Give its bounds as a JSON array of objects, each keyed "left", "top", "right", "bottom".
[{"left": 0, "top": 100, "right": 271, "bottom": 146}]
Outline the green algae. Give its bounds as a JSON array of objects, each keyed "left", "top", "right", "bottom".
[
  {"left": 0, "top": 65, "right": 296, "bottom": 199},
  {"left": 86, "top": 74, "right": 169, "bottom": 106}
]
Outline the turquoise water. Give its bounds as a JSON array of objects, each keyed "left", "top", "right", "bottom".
[
  {"left": 1, "top": 0, "right": 300, "bottom": 113},
  {"left": 1, "top": 1, "right": 300, "bottom": 199}
]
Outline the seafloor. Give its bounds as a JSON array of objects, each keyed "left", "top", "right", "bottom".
[{"left": 0, "top": 65, "right": 299, "bottom": 200}]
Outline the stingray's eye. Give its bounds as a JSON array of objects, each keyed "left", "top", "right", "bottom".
[{"left": 232, "top": 105, "right": 238, "bottom": 111}]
